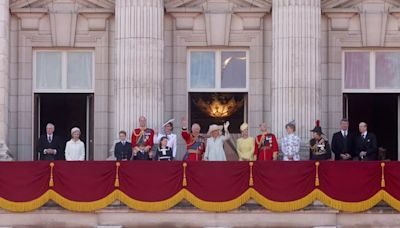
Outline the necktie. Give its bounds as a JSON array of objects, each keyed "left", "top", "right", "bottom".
[{"left": 48, "top": 136, "right": 52, "bottom": 143}]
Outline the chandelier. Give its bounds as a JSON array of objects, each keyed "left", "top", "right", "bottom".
[{"left": 194, "top": 94, "right": 244, "bottom": 118}]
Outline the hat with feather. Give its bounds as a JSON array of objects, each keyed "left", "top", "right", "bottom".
[{"left": 310, "top": 120, "right": 323, "bottom": 135}]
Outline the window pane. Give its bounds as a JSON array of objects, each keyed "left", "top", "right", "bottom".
[
  {"left": 375, "top": 52, "right": 400, "bottom": 89},
  {"left": 221, "top": 51, "right": 246, "bottom": 88},
  {"left": 190, "top": 52, "right": 215, "bottom": 88},
  {"left": 36, "top": 52, "right": 62, "bottom": 89},
  {"left": 344, "top": 52, "right": 370, "bottom": 89},
  {"left": 67, "top": 52, "right": 93, "bottom": 90}
]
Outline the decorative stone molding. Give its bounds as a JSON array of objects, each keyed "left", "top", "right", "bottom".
[
  {"left": 166, "top": 0, "right": 270, "bottom": 45},
  {"left": 323, "top": 9, "right": 358, "bottom": 31},
  {"left": 80, "top": 9, "right": 113, "bottom": 31},
  {"left": 203, "top": 1, "right": 233, "bottom": 45},
  {"left": 10, "top": 0, "right": 114, "bottom": 46},
  {"left": 323, "top": 0, "right": 400, "bottom": 47},
  {"left": 168, "top": 12, "right": 201, "bottom": 30},
  {"left": 235, "top": 12, "right": 266, "bottom": 30}
]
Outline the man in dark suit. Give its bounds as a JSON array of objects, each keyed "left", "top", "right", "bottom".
[
  {"left": 355, "top": 122, "right": 378, "bottom": 161},
  {"left": 331, "top": 118, "right": 354, "bottom": 160},
  {"left": 37, "top": 123, "right": 63, "bottom": 160},
  {"left": 114, "top": 131, "right": 133, "bottom": 161}
]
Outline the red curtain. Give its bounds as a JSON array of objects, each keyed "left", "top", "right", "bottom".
[
  {"left": 318, "top": 161, "right": 381, "bottom": 202},
  {"left": 118, "top": 161, "right": 182, "bottom": 201},
  {"left": 0, "top": 162, "right": 49, "bottom": 202},
  {"left": 383, "top": 162, "right": 400, "bottom": 199},
  {"left": 253, "top": 161, "right": 315, "bottom": 201},
  {"left": 52, "top": 161, "right": 115, "bottom": 201},
  {"left": 185, "top": 161, "right": 249, "bottom": 201},
  {"left": 1, "top": 161, "right": 400, "bottom": 212}
]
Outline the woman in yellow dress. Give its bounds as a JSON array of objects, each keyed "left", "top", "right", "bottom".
[{"left": 236, "top": 123, "right": 255, "bottom": 161}]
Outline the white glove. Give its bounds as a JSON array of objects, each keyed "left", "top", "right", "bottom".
[{"left": 223, "top": 121, "right": 230, "bottom": 131}]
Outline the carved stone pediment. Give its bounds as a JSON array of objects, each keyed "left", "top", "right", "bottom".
[
  {"left": 165, "top": 0, "right": 270, "bottom": 45},
  {"left": 10, "top": 0, "right": 114, "bottom": 46}
]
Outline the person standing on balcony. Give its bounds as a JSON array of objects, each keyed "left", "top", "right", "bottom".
[
  {"left": 181, "top": 117, "right": 206, "bottom": 161},
  {"left": 355, "top": 122, "right": 378, "bottom": 161},
  {"left": 114, "top": 130, "right": 132, "bottom": 161},
  {"left": 154, "top": 120, "right": 177, "bottom": 159},
  {"left": 131, "top": 116, "right": 154, "bottom": 156},
  {"left": 281, "top": 120, "right": 301, "bottom": 161},
  {"left": 254, "top": 123, "right": 279, "bottom": 161},
  {"left": 65, "top": 127, "right": 85, "bottom": 161},
  {"left": 204, "top": 122, "right": 230, "bottom": 161},
  {"left": 37, "top": 123, "right": 63, "bottom": 160},
  {"left": 154, "top": 136, "right": 174, "bottom": 161},
  {"left": 236, "top": 123, "right": 255, "bottom": 161},
  {"left": 331, "top": 118, "right": 355, "bottom": 160},
  {"left": 309, "top": 120, "right": 331, "bottom": 160}
]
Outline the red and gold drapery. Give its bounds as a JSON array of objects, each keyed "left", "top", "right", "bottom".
[{"left": 1, "top": 161, "right": 400, "bottom": 213}]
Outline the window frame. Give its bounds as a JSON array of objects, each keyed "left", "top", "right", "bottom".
[
  {"left": 342, "top": 49, "right": 400, "bottom": 93},
  {"left": 33, "top": 49, "right": 95, "bottom": 93},
  {"left": 187, "top": 49, "right": 249, "bottom": 92}
]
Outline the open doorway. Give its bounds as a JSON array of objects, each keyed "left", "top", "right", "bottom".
[
  {"left": 33, "top": 93, "right": 94, "bottom": 160},
  {"left": 345, "top": 93, "right": 398, "bottom": 160}
]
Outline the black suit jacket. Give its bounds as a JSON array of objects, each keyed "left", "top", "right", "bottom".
[
  {"left": 114, "top": 141, "right": 133, "bottom": 161},
  {"left": 331, "top": 131, "right": 355, "bottom": 160},
  {"left": 37, "top": 135, "right": 64, "bottom": 160},
  {"left": 355, "top": 132, "right": 378, "bottom": 161}
]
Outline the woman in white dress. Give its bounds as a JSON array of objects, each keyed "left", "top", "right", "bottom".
[
  {"left": 154, "top": 120, "right": 177, "bottom": 159},
  {"left": 204, "top": 121, "right": 230, "bottom": 161},
  {"left": 65, "top": 127, "right": 85, "bottom": 161}
]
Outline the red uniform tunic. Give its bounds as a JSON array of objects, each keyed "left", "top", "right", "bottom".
[
  {"left": 181, "top": 129, "right": 206, "bottom": 161},
  {"left": 254, "top": 133, "right": 279, "bottom": 161},
  {"left": 131, "top": 128, "right": 154, "bottom": 151}
]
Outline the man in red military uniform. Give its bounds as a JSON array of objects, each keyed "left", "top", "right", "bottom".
[
  {"left": 131, "top": 116, "right": 154, "bottom": 157},
  {"left": 181, "top": 117, "right": 206, "bottom": 161},
  {"left": 254, "top": 123, "right": 279, "bottom": 161}
]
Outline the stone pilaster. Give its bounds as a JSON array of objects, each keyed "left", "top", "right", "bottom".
[
  {"left": 114, "top": 0, "right": 164, "bottom": 137},
  {"left": 0, "top": 0, "right": 12, "bottom": 160},
  {"left": 271, "top": 0, "right": 321, "bottom": 147}
]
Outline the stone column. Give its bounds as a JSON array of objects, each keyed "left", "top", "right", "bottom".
[
  {"left": 114, "top": 0, "right": 164, "bottom": 137},
  {"left": 271, "top": 1, "right": 321, "bottom": 146},
  {"left": 0, "top": 0, "right": 12, "bottom": 160}
]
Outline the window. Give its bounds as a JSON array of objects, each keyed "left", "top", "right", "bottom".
[
  {"left": 343, "top": 50, "right": 400, "bottom": 92},
  {"left": 344, "top": 52, "right": 370, "bottom": 89},
  {"left": 36, "top": 52, "right": 62, "bottom": 90},
  {"left": 34, "top": 50, "right": 94, "bottom": 92},
  {"left": 375, "top": 52, "right": 400, "bottom": 89},
  {"left": 188, "top": 49, "right": 248, "bottom": 91}
]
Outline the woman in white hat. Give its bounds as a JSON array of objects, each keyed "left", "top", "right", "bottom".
[
  {"left": 236, "top": 123, "right": 255, "bottom": 161},
  {"left": 65, "top": 127, "right": 85, "bottom": 161},
  {"left": 204, "top": 121, "right": 230, "bottom": 161}
]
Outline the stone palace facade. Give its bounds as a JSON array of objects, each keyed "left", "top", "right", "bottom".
[{"left": 1, "top": 0, "right": 400, "bottom": 161}]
